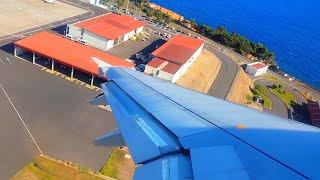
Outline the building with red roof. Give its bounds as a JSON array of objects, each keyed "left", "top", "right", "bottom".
[
  {"left": 14, "top": 31, "right": 134, "bottom": 84},
  {"left": 145, "top": 35, "right": 204, "bottom": 82},
  {"left": 66, "top": 13, "right": 144, "bottom": 51},
  {"left": 307, "top": 100, "right": 320, "bottom": 127},
  {"left": 245, "top": 62, "right": 268, "bottom": 77}
]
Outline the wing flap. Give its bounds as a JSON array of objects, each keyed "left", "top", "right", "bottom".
[
  {"left": 102, "top": 81, "right": 181, "bottom": 163},
  {"left": 133, "top": 154, "right": 193, "bottom": 180}
]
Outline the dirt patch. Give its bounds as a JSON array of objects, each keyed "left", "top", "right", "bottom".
[
  {"left": 11, "top": 155, "right": 107, "bottom": 180},
  {"left": 227, "top": 68, "right": 262, "bottom": 110},
  {"left": 176, "top": 49, "right": 221, "bottom": 93}
]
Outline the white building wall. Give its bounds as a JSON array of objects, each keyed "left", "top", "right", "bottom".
[
  {"left": 172, "top": 43, "right": 204, "bottom": 83},
  {"left": 245, "top": 66, "right": 257, "bottom": 76},
  {"left": 123, "top": 33, "right": 130, "bottom": 42},
  {"left": 245, "top": 63, "right": 268, "bottom": 76},
  {"left": 144, "top": 65, "right": 155, "bottom": 75},
  {"left": 105, "top": 39, "right": 114, "bottom": 50},
  {"left": 128, "top": 30, "right": 135, "bottom": 38},
  {"left": 158, "top": 70, "right": 173, "bottom": 81},
  {"left": 67, "top": 24, "right": 82, "bottom": 37},
  {"left": 83, "top": 30, "right": 107, "bottom": 50},
  {"left": 255, "top": 67, "right": 268, "bottom": 76},
  {"left": 136, "top": 26, "right": 144, "bottom": 34}
]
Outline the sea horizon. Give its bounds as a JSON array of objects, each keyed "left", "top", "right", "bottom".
[{"left": 150, "top": 0, "right": 320, "bottom": 90}]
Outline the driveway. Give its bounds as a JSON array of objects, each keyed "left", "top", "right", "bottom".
[
  {"left": 255, "top": 79, "right": 289, "bottom": 119},
  {"left": 206, "top": 46, "right": 239, "bottom": 99}
]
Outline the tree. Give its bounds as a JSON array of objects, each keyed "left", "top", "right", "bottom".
[
  {"left": 117, "top": 0, "right": 126, "bottom": 8},
  {"left": 190, "top": 18, "right": 197, "bottom": 27}
]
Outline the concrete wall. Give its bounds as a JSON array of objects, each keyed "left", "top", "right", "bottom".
[
  {"left": 83, "top": 30, "right": 107, "bottom": 50},
  {"left": 67, "top": 24, "right": 82, "bottom": 37}
]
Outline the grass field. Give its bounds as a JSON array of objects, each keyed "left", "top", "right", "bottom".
[
  {"left": 100, "top": 149, "right": 125, "bottom": 179},
  {"left": 11, "top": 155, "right": 106, "bottom": 180},
  {"left": 250, "top": 84, "right": 272, "bottom": 109},
  {"left": 270, "top": 85, "right": 296, "bottom": 108},
  {"left": 100, "top": 148, "right": 135, "bottom": 180}
]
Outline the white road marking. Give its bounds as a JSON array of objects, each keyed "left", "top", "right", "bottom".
[
  {"left": 0, "top": 59, "right": 4, "bottom": 64},
  {"left": 5, "top": 57, "right": 12, "bottom": 64},
  {"left": 0, "top": 83, "right": 43, "bottom": 154}
]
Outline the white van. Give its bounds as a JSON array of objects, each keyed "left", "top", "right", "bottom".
[{"left": 43, "top": 0, "right": 55, "bottom": 3}]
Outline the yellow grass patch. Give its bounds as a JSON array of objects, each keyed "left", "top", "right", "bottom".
[{"left": 176, "top": 49, "right": 221, "bottom": 93}]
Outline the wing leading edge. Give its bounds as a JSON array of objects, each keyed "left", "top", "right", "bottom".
[{"left": 96, "top": 67, "right": 320, "bottom": 179}]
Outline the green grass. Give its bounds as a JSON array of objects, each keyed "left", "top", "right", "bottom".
[
  {"left": 260, "top": 93, "right": 272, "bottom": 109},
  {"left": 100, "top": 149, "right": 125, "bottom": 179},
  {"left": 270, "top": 86, "right": 296, "bottom": 108},
  {"left": 11, "top": 156, "right": 103, "bottom": 180},
  {"left": 250, "top": 84, "right": 272, "bottom": 109}
]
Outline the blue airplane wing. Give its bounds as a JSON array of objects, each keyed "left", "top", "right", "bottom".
[{"left": 96, "top": 67, "right": 320, "bottom": 180}]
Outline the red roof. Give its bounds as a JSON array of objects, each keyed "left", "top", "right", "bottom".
[
  {"left": 251, "top": 62, "right": 267, "bottom": 69},
  {"left": 152, "top": 35, "right": 204, "bottom": 65},
  {"left": 307, "top": 100, "right": 320, "bottom": 123},
  {"left": 14, "top": 31, "right": 134, "bottom": 76},
  {"left": 75, "top": 13, "right": 144, "bottom": 40},
  {"left": 162, "top": 62, "right": 181, "bottom": 74},
  {"left": 147, "top": 57, "right": 164, "bottom": 68}
]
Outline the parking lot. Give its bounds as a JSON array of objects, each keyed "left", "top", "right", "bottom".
[
  {"left": 0, "top": 50, "right": 116, "bottom": 179},
  {"left": 107, "top": 28, "right": 167, "bottom": 68},
  {"left": 0, "top": 0, "right": 87, "bottom": 38}
]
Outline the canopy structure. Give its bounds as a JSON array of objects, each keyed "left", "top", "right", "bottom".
[{"left": 14, "top": 31, "right": 134, "bottom": 77}]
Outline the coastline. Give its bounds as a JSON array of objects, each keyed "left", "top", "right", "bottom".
[
  {"left": 148, "top": 2, "right": 320, "bottom": 101},
  {"left": 149, "top": 0, "right": 320, "bottom": 94}
]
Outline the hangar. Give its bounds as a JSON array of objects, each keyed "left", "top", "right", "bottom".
[
  {"left": 144, "top": 35, "right": 204, "bottom": 83},
  {"left": 66, "top": 13, "right": 145, "bottom": 51},
  {"left": 14, "top": 31, "right": 134, "bottom": 85}
]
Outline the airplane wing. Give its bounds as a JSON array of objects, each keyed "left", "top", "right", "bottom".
[{"left": 93, "top": 67, "right": 320, "bottom": 179}]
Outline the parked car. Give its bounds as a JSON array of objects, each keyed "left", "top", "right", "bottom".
[{"left": 66, "top": 34, "right": 74, "bottom": 40}]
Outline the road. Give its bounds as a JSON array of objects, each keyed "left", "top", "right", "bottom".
[
  {"left": 206, "top": 46, "right": 239, "bottom": 99},
  {"left": 255, "top": 80, "right": 289, "bottom": 119}
]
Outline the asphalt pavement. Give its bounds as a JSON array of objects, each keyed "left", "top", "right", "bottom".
[
  {"left": 255, "top": 79, "right": 289, "bottom": 119},
  {"left": 0, "top": 50, "right": 117, "bottom": 179},
  {"left": 206, "top": 46, "right": 239, "bottom": 99},
  {"left": 0, "top": 2, "right": 111, "bottom": 177}
]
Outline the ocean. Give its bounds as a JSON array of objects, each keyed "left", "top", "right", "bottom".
[{"left": 150, "top": 0, "right": 320, "bottom": 90}]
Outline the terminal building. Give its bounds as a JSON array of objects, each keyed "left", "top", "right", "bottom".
[
  {"left": 144, "top": 35, "right": 204, "bottom": 83},
  {"left": 14, "top": 31, "right": 134, "bottom": 85},
  {"left": 66, "top": 13, "right": 144, "bottom": 51},
  {"left": 245, "top": 62, "right": 268, "bottom": 76}
]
